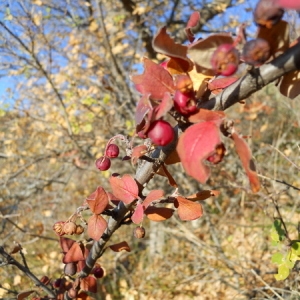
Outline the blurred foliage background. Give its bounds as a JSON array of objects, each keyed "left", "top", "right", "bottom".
[{"left": 0, "top": 0, "right": 299, "bottom": 299}]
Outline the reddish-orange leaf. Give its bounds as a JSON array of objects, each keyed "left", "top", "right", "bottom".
[
  {"left": 131, "top": 57, "right": 175, "bottom": 100},
  {"left": 257, "top": 20, "right": 289, "bottom": 57},
  {"left": 77, "top": 292, "right": 95, "bottom": 300},
  {"left": 63, "top": 242, "right": 85, "bottom": 263},
  {"left": 188, "top": 34, "right": 234, "bottom": 73},
  {"left": 80, "top": 276, "right": 97, "bottom": 293},
  {"left": 208, "top": 76, "right": 239, "bottom": 93},
  {"left": 59, "top": 237, "right": 75, "bottom": 253},
  {"left": 131, "top": 203, "right": 144, "bottom": 224},
  {"left": 87, "top": 214, "right": 107, "bottom": 241},
  {"left": 165, "top": 149, "right": 181, "bottom": 165},
  {"left": 131, "top": 145, "right": 148, "bottom": 165},
  {"left": 231, "top": 132, "right": 260, "bottom": 193},
  {"left": 175, "top": 196, "right": 203, "bottom": 221},
  {"left": 86, "top": 187, "right": 109, "bottom": 215},
  {"left": 188, "top": 108, "right": 225, "bottom": 124},
  {"left": 177, "top": 121, "right": 222, "bottom": 183},
  {"left": 187, "top": 190, "right": 220, "bottom": 201},
  {"left": 109, "top": 241, "right": 131, "bottom": 252},
  {"left": 143, "top": 189, "right": 164, "bottom": 208},
  {"left": 185, "top": 11, "right": 201, "bottom": 43},
  {"left": 158, "top": 164, "right": 178, "bottom": 187},
  {"left": 109, "top": 174, "right": 139, "bottom": 204},
  {"left": 153, "top": 92, "right": 173, "bottom": 119},
  {"left": 135, "top": 94, "right": 152, "bottom": 127},
  {"left": 153, "top": 27, "right": 193, "bottom": 72},
  {"left": 17, "top": 290, "right": 35, "bottom": 300},
  {"left": 144, "top": 206, "right": 174, "bottom": 222},
  {"left": 278, "top": 70, "right": 300, "bottom": 99}
]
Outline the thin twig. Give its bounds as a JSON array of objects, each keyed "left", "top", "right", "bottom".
[{"left": 250, "top": 269, "right": 284, "bottom": 300}]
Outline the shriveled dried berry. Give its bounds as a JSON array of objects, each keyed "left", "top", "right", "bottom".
[
  {"left": 63, "top": 221, "right": 77, "bottom": 235},
  {"left": 147, "top": 120, "right": 174, "bottom": 146},
  {"left": 53, "top": 221, "right": 65, "bottom": 236},
  {"left": 242, "top": 38, "right": 271, "bottom": 66},
  {"left": 75, "top": 224, "right": 84, "bottom": 235},
  {"left": 211, "top": 44, "right": 240, "bottom": 76},
  {"left": 95, "top": 156, "right": 111, "bottom": 171},
  {"left": 106, "top": 144, "right": 120, "bottom": 158},
  {"left": 134, "top": 226, "right": 146, "bottom": 239},
  {"left": 254, "top": 0, "right": 284, "bottom": 28}
]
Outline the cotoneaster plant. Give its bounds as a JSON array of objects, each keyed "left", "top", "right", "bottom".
[{"left": 3, "top": 0, "right": 300, "bottom": 299}]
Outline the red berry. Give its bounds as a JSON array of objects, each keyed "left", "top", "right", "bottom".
[
  {"left": 173, "top": 90, "right": 197, "bottom": 116},
  {"left": 95, "top": 156, "right": 111, "bottom": 171},
  {"left": 211, "top": 44, "right": 239, "bottom": 76},
  {"left": 52, "top": 278, "right": 62, "bottom": 289},
  {"left": 242, "top": 38, "right": 270, "bottom": 66},
  {"left": 93, "top": 267, "right": 104, "bottom": 279},
  {"left": 147, "top": 120, "right": 174, "bottom": 146},
  {"left": 106, "top": 144, "right": 119, "bottom": 158}
]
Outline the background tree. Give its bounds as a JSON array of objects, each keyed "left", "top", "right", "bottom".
[{"left": 0, "top": 0, "right": 300, "bottom": 299}]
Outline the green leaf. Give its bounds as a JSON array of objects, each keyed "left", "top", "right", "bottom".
[
  {"left": 291, "top": 241, "right": 300, "bottom": 256},
  {"left": 270, "top": 220, "right": 285, "bottom": 242},
  {"left": 271, "top": 252, "right": 284, "bottom": 265},
  {"left": 274, "top": 264, "right": 290, "bottom": 281}
]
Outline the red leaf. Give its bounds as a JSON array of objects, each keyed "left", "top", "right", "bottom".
[
  {"left": 153, "top": 27, "right": 193, "bottom": 72},
  {"left": 177, "top": 121, "right": 222, "bottom": 183},
  {"left": 157, "top": 164, "right": 178, "bottom": 187},
  {"left": 86, "top": 187, "right": 109, "bottom": 215},
  {"left": 17, "top": 290, "right": 35, "bottom": 300},
  {"left": 208, "top": 76, "right": 239, "bottom": 93},
  {"left": 109, "top": 174, "right": 139, "bottom": 204},
  {"left": 185, "top": 12, "right": 201, "bottom": 43},
  {"left": 131, "top": 203, "right": 144, "bottom": 224},
  {"left": 276, "top": 0, "right": 300, "bottom": 9},
  {"left": 59, "top": 237, "right": 75, "bottom": 253},
  {"left": 175, "top": 196, "right": 203, "bottom": 221},
  {"left": 231, "top": 132, "right": 260, "bottom": 193},
  {"left": 153, "top": 92, "right": 173, "bottom": 120},
  {"left": 63, "top": 242, "right": 85, "bottom": 263},
  {"left": 188, "top": 109, "right": 225, "bottom": 124},
  {"left": 257, "top": 20, "right": 289, "bottom": 58},
  {"left": 278, "top": 70, "right": 300, "bottom": 99},
  {"left": 187, "top": 190, "right": 220, "bottom": 201},
  {"left": 143, "top": 189, "right": 164, "bottom": 208},
  {"left": 188, "top": 34, "right": 234, "bottom": 73},
  {"left": 131, "top": 145, "right": 148, "bottom": 165},
  {"left": 80, "top": 276, "right": 97, "bottom": 293},
  {"left": 144, "top": 206, "right": 174, "bottom": 222},
  {"left": 135, "top": 94, "right": 152, "bottom": 127},
  {"left": 109, "top": 241, "right": 131, "bottom": 252},
  {"left": 87, "top": 214, "right": 107, "bottom": 241},
  {"left": 131, "top": 57, "right": 175, "bottom": 100}
]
